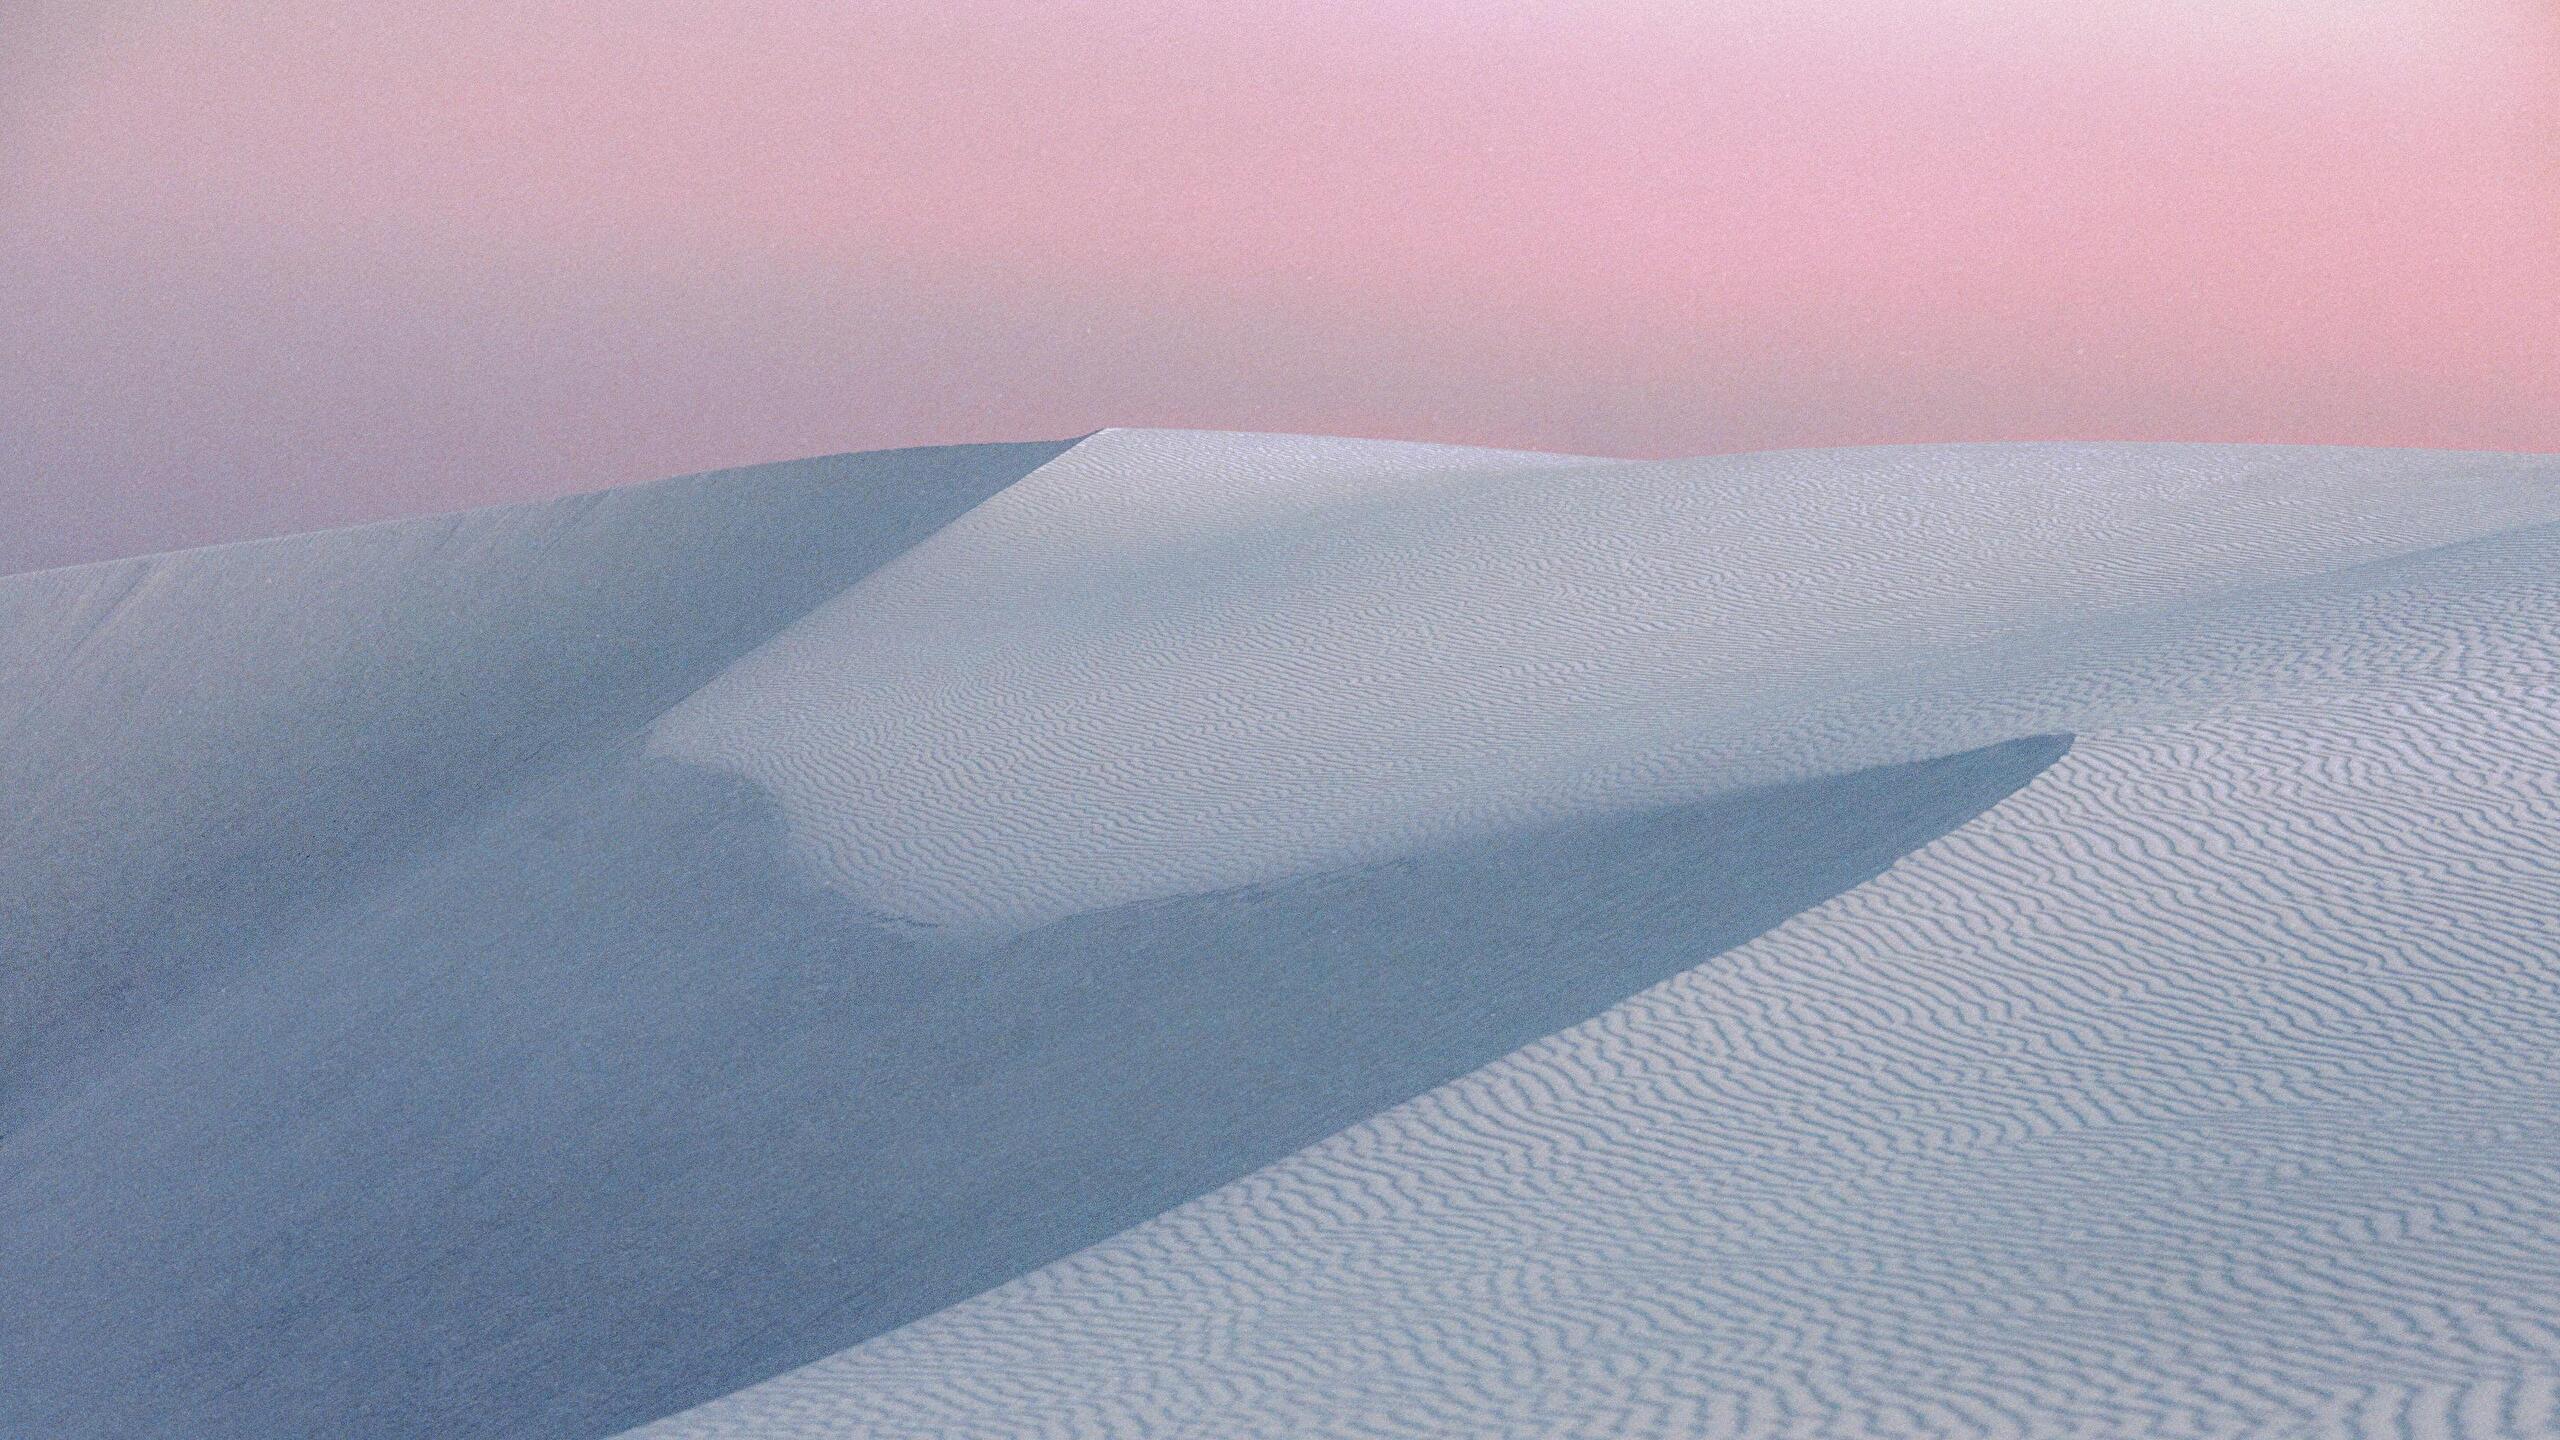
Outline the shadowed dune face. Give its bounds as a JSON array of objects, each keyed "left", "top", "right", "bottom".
[
  {"left": 0, "top": 717, "right": 2062, "bottom": 1440},
  {"left": 0, "top": 429, "right": 2063, "bottom": 1440},
  {"left": 0, "top": 438, "right": 1075, "bottom": 1123}
]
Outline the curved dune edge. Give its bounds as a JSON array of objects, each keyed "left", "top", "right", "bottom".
[
  {"left": 631, "top": 513, "right": 2560, "bottom": 1439},
  {"left": 0, "top": 432, "right": 2053, "bottom": 1440},
  {"left": 0, "top": 437, "right": 1082, "bottom": 1119},
  {"left": 1, "top": 439, "right": 1127, "bottom": 1440}
]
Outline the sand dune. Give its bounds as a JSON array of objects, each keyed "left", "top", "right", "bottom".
[
  {"left": 636, "top": 514, "right": 2560, "bottom": 1440},
  {"left": 657, "top": 429, "right": 2560, "bottom": 933},
  {"left": 5, "top": 431, "right": 2557, "bottom": 1439},
  {"left": 0, "top": 439, "right": 1072, "bottom": 1119}
]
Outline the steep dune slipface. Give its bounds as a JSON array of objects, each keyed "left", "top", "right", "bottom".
[
  {"left": 0, "top": 432, "right": 2063, "bottom": 1440},
  {"left": 0, "top": 439, "right": 1075, "bottom": 1120}
]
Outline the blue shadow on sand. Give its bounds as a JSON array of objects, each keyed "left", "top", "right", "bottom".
[{"left": 1, "top": 725, "right": 2065, "bottom": 1439}]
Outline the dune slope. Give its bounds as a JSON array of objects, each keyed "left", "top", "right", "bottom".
[
  {"left": 0, "top": 439, "right": 1075, "bottom": 1120},
  {"left": 0, "top": 431, "right": 2041, "bottom": 1439},
  {"left": 4, "top": 430, "right": 2557, "bottom": 1440},
  {"left": 628, "top": 432, "right": 2560, "bottom": 1439},
  {"left": 659, "top": 429, "right": 2560, "bottom": 933},
  {"left": 638, "top": 518, "right": 2560, "bottom": 1440}
]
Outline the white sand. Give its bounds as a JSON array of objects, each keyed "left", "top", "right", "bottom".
[
  {"left": 634, "top": 432, "right": 2560, "bottom": 1439},
  {"left": 11, "top": 429, "right": 2560, "bottom": 1440},
  {"left": 656, "top": 428, "right": 2560, "bottom": 934}
]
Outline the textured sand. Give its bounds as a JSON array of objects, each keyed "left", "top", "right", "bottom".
[
  {"left": 656, "top": 429, "right": 2560, "bottom": 934},
  {"left": 636, "top": 432, "right": 2560, "bottom": 1438},
  {"left": 7, "top": 430, "right": 2558, "bottom": 1440},
  {"left": 638, "top": 518, "right": 2560, "bottom": 1439}
]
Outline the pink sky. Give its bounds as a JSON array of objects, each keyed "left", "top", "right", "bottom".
[{"left": 5, "top": 0, "right": 2556, "bottom": 571}]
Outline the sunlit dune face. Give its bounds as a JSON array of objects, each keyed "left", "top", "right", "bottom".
[{"left": 4, "top": 0, "right": 2556, "bottom": 570}]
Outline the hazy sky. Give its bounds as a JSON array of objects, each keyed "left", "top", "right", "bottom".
[{"left": 6, "top": 0, "right": 2556, "bottom": 572}]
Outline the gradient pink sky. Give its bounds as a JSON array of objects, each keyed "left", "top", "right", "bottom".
[{"left": 5, "top": 0, "right": 2556, "bottom": 572}]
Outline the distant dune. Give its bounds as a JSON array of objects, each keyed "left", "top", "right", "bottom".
[{"left": 4, "top": 432, "right": 2557, "bottom": 1439}]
